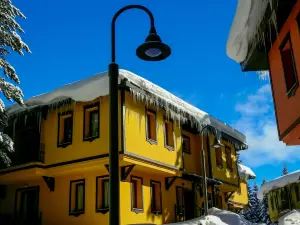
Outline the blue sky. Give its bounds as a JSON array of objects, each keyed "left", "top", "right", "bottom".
[{"left": 8, "top": 0, "right": 300, "bottom": 186}]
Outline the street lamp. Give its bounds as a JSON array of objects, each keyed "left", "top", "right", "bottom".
[
  {"left": 200, "top": 125, "right": 223, "bottom": 216},
  {"left": 108, "top": 5, "right": 171, "bottom": 225}
]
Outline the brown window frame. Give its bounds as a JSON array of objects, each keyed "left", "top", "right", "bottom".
[
  {"left": 83, "top": 103, "right": 100, "bottom": 141},
  {"left": 225, "top": 146, "right": 233, "bottom": 171},
  {"left": 182, "top": 134, "right": 191, "bottom": 154},
  {"left": 96, "top": 175, "right": 109, "bottom": 214},
  {"left": 164, "top": 119, "right": 174, "bottom": 150},
  {"left": 297, "top": 11, "right": 300, "bottom": 32},
  {"left": 131, "top": 176, "right": 143, "bottom": 214},
  {"left": 57, "top": 111, "right": 73, "bottom": 148},
  {"left": 176, "top": 186, "right": 184, "bottom": 216},
  {"left": 69, "top": 179, "right": 85, "bottom": 216},
  {"left": 150, "top": 180, "right": 162, "bottom": 215},
  {"left": 215, "top": 146, "right": 223, "bottom": 168},
  {"left": 145, "top": 110, "right": 157, "bottom": 144},
  {"left": 280, "top": 33, "right": 299, "bottom": 98}
]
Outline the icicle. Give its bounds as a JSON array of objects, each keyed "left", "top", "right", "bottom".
[
  {"left": 13, "top": 117, "right": 17, "bottom": 140},
  {"left": 24, "top": 114, "right": 27, "bottom": 126}
]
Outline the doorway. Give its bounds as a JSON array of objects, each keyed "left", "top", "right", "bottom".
[{"left": 184, "top": 189, "right": 194, "bottom": 220}]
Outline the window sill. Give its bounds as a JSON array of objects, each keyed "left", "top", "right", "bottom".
[
  {"left": 183, "top": 150, "right": 191, "bottom": 154},
  {"left": 69, "top": 210, "right": 84, "bottom": 217},
  {"left": 96, "top": 208, "right": 109, "bottom": 214},
  {"left": 151, "top": 210, "right": 162, "bottom": 216},
  {"left": 147, "top": 138, "right": 157, "bottom": 145},
  {"left": 227, "top": 168, "right": 233, "bottom": 173},
  {"left": 217, "top": 165, "right": 223, "bottom": 169},
  {"left": 58, "top": 142, "right": 72, "bottom": 148},
  {"left": 286, "top": 83, "right": 299, "bottom": 98},
  {"left": 83, "top": 136, "right": 99, "bottom": 142},
  {"left": 165, "top": 145, "right": 174, "bottom": 151},
  {"left": 132, "top": 208, "right": 144, "bottom": 214}
]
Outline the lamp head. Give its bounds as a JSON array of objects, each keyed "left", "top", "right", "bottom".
[
  {"left": 136, "top": 32, "right": 171, "bottom": 61},
  {"left": 212, "top": 136, "right": 223, "bottom": 149}
]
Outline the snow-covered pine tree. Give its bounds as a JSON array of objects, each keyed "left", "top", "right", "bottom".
[
  {"left": 240, "top": 182, "right": 262, "bottom": 223},
  {"left": 260, "top": 178, "right": 274, "bottom": 225},
  {"left": 0, "top": 0, "right": 30, "bottom": 166},
  {"left": 282, "top": 164, "right": 288, "bottom": 175}
]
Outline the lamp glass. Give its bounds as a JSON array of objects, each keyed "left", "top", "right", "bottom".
[{"left": 145, "top": 48, "right": 162, "bottom": 57}]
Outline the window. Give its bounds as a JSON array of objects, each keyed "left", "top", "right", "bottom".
[
  {"left": 58, "top": 111, "right": 73, "bottom": 147},
  {"left": 215, "top": 145, "right": 223, "bottom": 168},
  {"left": 280, "top": 34, "right": 298, "bottom": 97},
  {"left": 295, "top": 184, "right": 300, "bottom": 202},
  {"left": 176, "top": 187, "right": 184, "bottom": 216},
  {"left": 164, "top": 120, "right": 174, "bottom": 149},
  {"left": 216, "top": 195, "right": 222, "bottom": 209},
  {"left": 96, "top": 176, "right": 109, "bottom": 213},
  {"left": 150, "top": 180, "right": 162, "bottom": 214},
  {"left": 131, "top": 176, "right": 143, "bottom": 213},
  {"left": 146, "top": 110, "right": 157, "bottom": 143},
  {"left": 225, "top": 147, "right": 233, "bottom": 171},
  {"left": 69, "top": 179, "right": 85, "bottom": 215},
  {"left": 182, "top": 135, "right": 191, "bottom": 154},
  {"left": 83, "top": 103, "right": 100, "bottom": 140}
]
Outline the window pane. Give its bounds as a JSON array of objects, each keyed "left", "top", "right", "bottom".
[
  {"left": 103, "top": 180, "right": 109, "bottom": 208},
  {"left": 90, "top": 111, "right": 99, "bottom": 137},
  {"left": 132, "top": 180, "right": 137, "bottom": 208},
  {"left": 183, "top": 136, "right": 190, "bottom": 153},
  {"left": 225, "top": 147, "right": 232, "bottom": 170},
  {"left": 280, "top": 36, "right": 298, "bottom": 93},
  {"left": 151, "top": 183, "right": 156, "bottom": 210},
  {"left": 76, "top": 184, "right": 84, "bottom": 211},
  {"left": 64, "top": 117, "right": 72, "bottom": 143}
]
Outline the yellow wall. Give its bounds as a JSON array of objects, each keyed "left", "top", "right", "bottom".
[
  {"left": 209, "top": 135, "right": 239, "bottom": 187},
  {"left": 229, "top": 179, "right": 248, "bottom": 206},
  {"left": 125, "top": 93, "right": 182, "bottom": 168}
]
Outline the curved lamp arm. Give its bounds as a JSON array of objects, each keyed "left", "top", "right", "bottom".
[{"left": 111, "top": 5, "right": 156, "bottom": 63}]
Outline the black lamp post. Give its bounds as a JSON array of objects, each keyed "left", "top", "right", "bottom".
[
  {"left": 200, "top": 125, "right": 223, "bottom": 216},
  {"left": 108, "top": 5, "right": 171, "bottom": 225}
]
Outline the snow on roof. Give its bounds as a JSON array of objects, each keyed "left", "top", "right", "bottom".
[
  {"left": 238, "top": 163, "right": 256, "bottom": 180},
  {"left": 7, "top": 69, "right": 247, "bottom": 147},
  {"left": 226, "top": 0, "right": 270, "bottom": 63},
  {"left": 258, "top": 170, "right": 300, "bottom": 199},
  {"left": 278, "top": 210, "right": 300, "bottom": 225}
]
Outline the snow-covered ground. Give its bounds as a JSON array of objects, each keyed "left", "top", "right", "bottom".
[
  {"left": 132, "top": 208, "right": 265, "bottom": 225},
  {"left": 257, "top": 170, "right": 300, "bottom": 199},
  {"left": 226, "top": 0, "right": 270, "bottom": 63},
  {"left": 238, "top": 164, "right": 256, "bottom": 180},
  {"left": 7, "top": 69, "right": 247, "bottom": 149},
  {"left": 278, "top": 210, "right": 300, "bottom": 225}
]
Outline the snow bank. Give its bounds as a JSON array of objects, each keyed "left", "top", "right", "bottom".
[
  {"left": 258, "top": 170, "right": 300, "bottom": 199},
  {"left": 238, "top": 164, "right": 256, "bottom": 180},
  {"left": 131, "top": 208, "right": 264, "bottom": 225},
  {"left": 278, "top": 210, "right": 300, "bottom": 225},
  {"left": 226, "top": 0, "right": 270, "bottom": 63},
  {"left": 7, "top": 69, "right": 247, "bottom": 147}
]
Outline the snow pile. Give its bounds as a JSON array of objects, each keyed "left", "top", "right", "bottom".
[
  {"left": 208, "top": 208, "right": 264, "bottom": 225},
  {"left": 226, "top": 0, "right": 271, "bottom": 63},
  {"left": 238, "top": 163, "right": 256, "bottom": 180},
  {"left": 7, "top": 69, "right": 247, "bottom": 147},
  {"left": 258, "top": 170, "right": 300, "bottom": 199},
  {"left": 278, "top": 210, "right": 300, "bottom": 225},
  {"left": 161, "top": 215, "right": 226, "bottom": 225}
]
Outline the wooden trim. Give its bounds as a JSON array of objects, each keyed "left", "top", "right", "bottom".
[
  {"left": 145, "top": 108, "right": 157, "bottom": 145},
  {"left": 279, "top": 32, "right": 299, "bottom": 98},
  {"left": 95, "top": 175, "right": 109, "bottom": 214},
  {"left": 182, "top": 134, "right": 191, "bottom": 154},
  {"left": 131, "top": 175, "right": 144, "bottom": 214},
  {"left": 164, "top": 118, "right": 175, "bottom": 151},
  {"left": 297, "top": 11, "right": 300, "bottom": 32},
  {"left": 69, "top": 179, "right": 85, "bottom": 216},
  {"left": 280, "top": 116, "right": 300, "bottom": 140},
  {"left": 57, "top": 111, "right": 73, "bottom": 148},
  {"left": 150, "top": 180, "right": 162, "bottom": 215},
  {"left": 83, "top": 102, "right": 100, "bottom": 142}
]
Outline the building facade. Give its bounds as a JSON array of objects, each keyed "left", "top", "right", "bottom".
[
  {"left": 258, "top": 170, "right": 300, "bottom": 222},
  {"left": 0, "top": 70, "right": 249, "bottom": 225},
  {"left": 227, "top": 0, "right": 300, "bottom": 146}
]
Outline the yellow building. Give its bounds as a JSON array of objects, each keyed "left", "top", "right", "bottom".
[
  {"left": 228, "top": 164, "right": 256, "bottom": 213},
  {"left": 0, "top": 70, "right": 249, "bottom": 225},
  {"left": 258, "top": 170, "right": 300, "bottom": 222}
]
